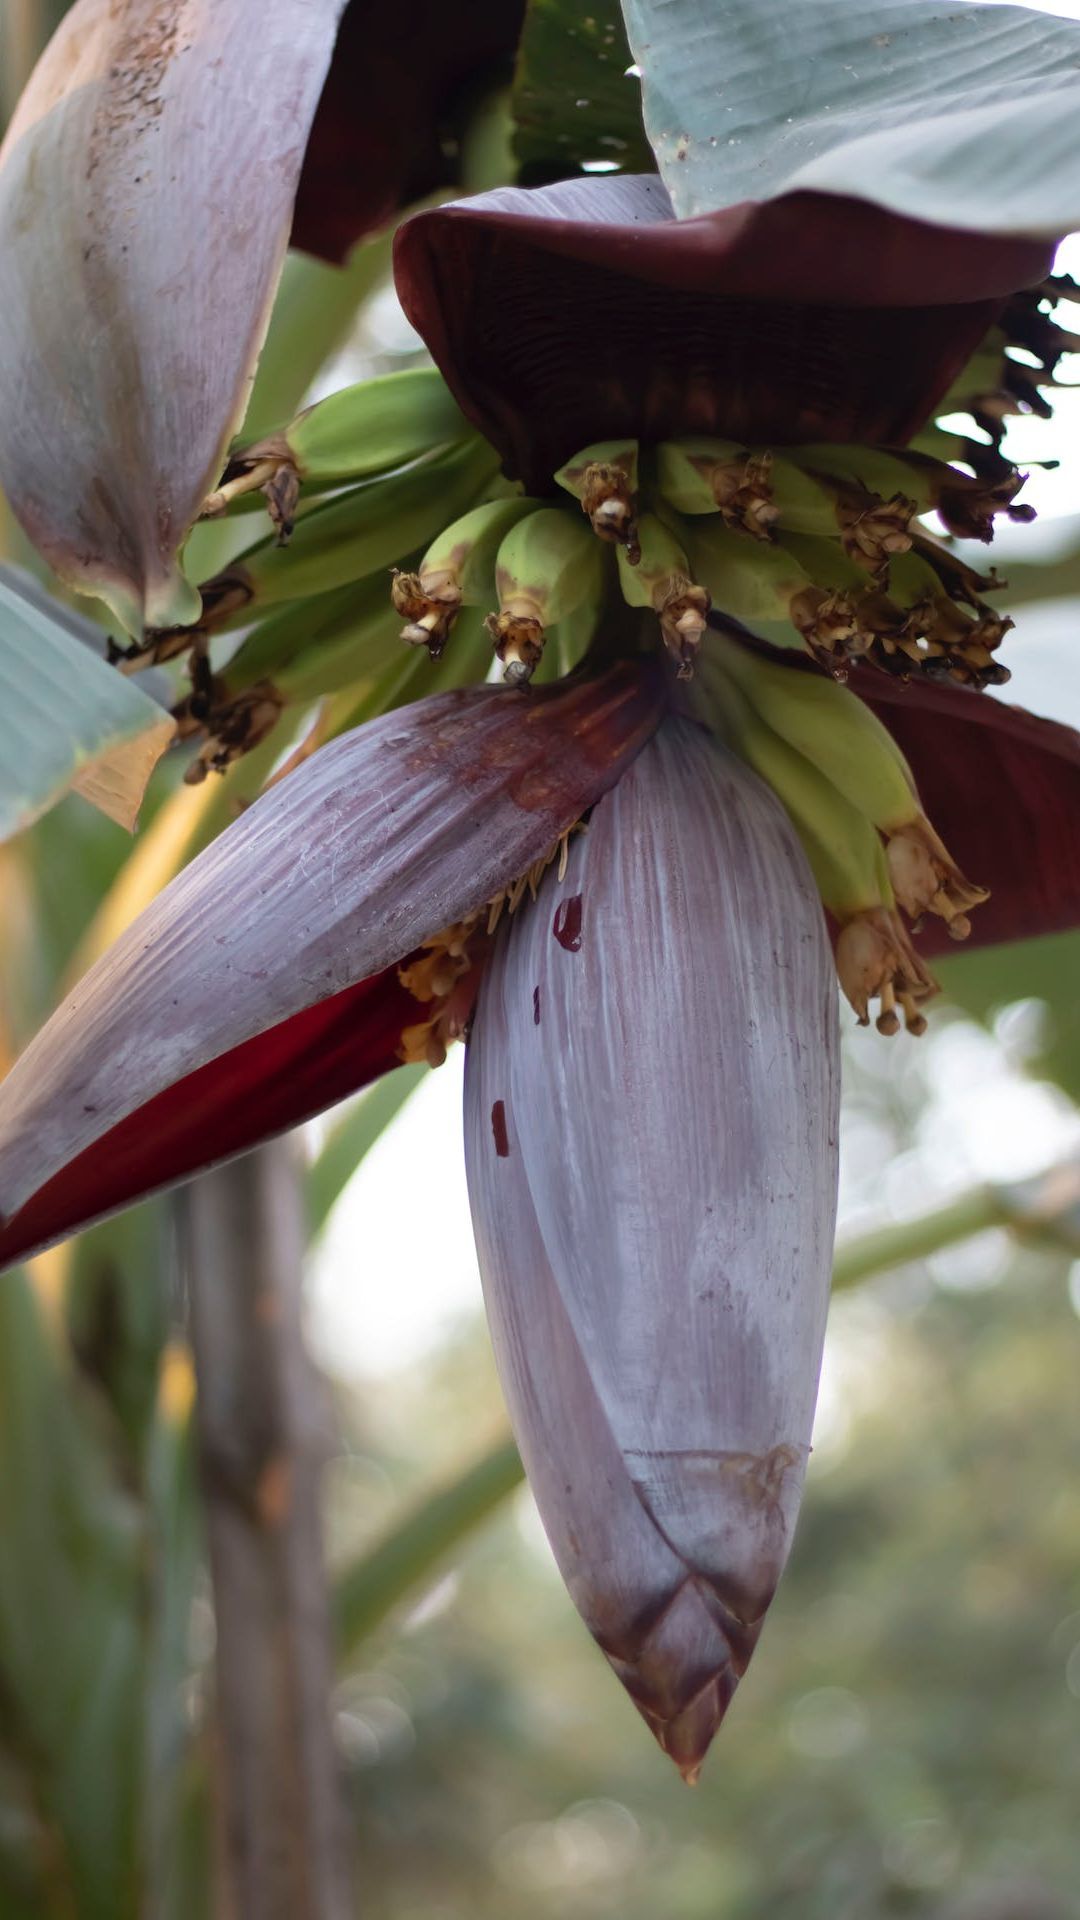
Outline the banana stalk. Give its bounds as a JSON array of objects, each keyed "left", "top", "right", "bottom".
[{"left": 202, "top": 369, "right": 474, "bottom": 537}]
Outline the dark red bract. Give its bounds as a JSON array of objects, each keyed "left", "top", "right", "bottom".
[
  {"left": 394, "top": 175, "right": 1054, "bottom": 486},
  {"left": 292, "top": 0, "right": 527, "bottom": 262}
]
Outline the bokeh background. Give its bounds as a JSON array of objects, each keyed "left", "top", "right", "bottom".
[{"left": 3, "top": 3, "right": 1080, "bottom": 1916}]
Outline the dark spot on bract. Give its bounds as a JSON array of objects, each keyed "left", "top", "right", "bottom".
[
  {"left": 552, "top": 893, "right": 583, "bottom": 952},
  {"left": 533, "top": 985, "right": 541, "bottom": 1025},
  {"left": 491, "top": 1100, "right": 510, "bottom": 1158}
]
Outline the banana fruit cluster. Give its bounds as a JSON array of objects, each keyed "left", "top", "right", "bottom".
[
  {"left": 651, "top": 434, "right": 1022, "bottom": 689},
  {"left": 141, "top": 335, "right": 1030, "bottom": 1037},
  {"left": 140, "top": 342, "right": 1034, "bottom": 774},
  {"left": 694, "top": 634, "right": 989, "bottom": 1035},
  {"left": 390, "top": 432, "right": 995, "bottom": 1033}
]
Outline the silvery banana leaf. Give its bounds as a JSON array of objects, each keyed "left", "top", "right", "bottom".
[
  {"left": 0, "top": 0, "right": 526, "bottom": 633},
  {"left": 623, "top": 0, "right": 1080, "bottom": 235},
  {"left": 0, "top": 663, "right": 662, "bottom": 1270},
  {"left": 394, "top": 174, "right": 1052, "bottom": 487},
  {"left": 0, "top": 566, "right": 175, "bottom": 838},
  {"left": 464, "top": 717, "right": 840, "bottom": 1777}
]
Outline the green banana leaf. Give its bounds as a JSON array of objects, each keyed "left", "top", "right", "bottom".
[
  {"left": 141, "top": 1348, "right": 209, "bottom": 1920},
  {"left": 622, "top": 0, "right": 1080, "bottom": 232},
  {"left": 241, "top": 233, "right": 396, "bottom": 443},
  {"left": 0, "top": 568, "right": 175, "bottom": 842},
  {"left": 938, "top": 929, "right": 1080, "bottom": 1107},
  {"left": 335, "top": 1438, "right": 525, "bottom": 1657},
  {"left": 0, "top": 1270, "right": 145, "bottom": 1919},
  {"left": 512, "top": 0, "right": 651, "bottom": 177}
]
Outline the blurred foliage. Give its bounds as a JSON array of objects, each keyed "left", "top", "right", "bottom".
[
  {"left": 939, "top": 931, "right": 1080, "bottom": 1107},
  {"left": 315, "top": 1236, "right": 1080, "bottom": 1920}
]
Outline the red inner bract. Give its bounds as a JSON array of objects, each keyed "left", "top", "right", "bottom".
[
  {"left": 291, "top": 0, "right": 528, "bottom": 263},
  {"left": 860, "top": 671, "right": 1080, "bottom": 957},
  {"left": 0, "top": 966, "right": 423, "bottom": 1270}
]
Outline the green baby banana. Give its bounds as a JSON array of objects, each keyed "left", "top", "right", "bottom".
[
  {"left": 616, "top": 513, "right": 709, "bottom": 675},
  {"left": 391, "top": 496, "right": 541, "bottom": 655},
  {"left": 487, "top": 508, "right": 604, "bottom": 683},
  {"left": 192, "top": 439, "right": 499, "bottom": 632},
  {"left": 202, "top": 368, "right": 474, "bottom": 536},
  {"left": 554, "top": 440, "right": 640, "bottom": 557}
]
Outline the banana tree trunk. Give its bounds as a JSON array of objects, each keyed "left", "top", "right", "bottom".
[{"left": 178, "top": 1140, "right": 353, "bottom": 1920}]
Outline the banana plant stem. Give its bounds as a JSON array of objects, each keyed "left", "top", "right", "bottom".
[
  {"left": 831, "top": 1159, "right": 1080, "bottom": 1293},
  {"left": 179, "top": 1142, "right": 354, "bottom": 1920}
]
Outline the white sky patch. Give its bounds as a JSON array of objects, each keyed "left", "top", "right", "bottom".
[{"left": 307, "top": 1050, "right": 484, "bottom": 1383}]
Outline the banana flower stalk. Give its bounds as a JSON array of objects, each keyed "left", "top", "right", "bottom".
[{"left": 4, "top": 3, "right": 1080, "bottom": 1781}]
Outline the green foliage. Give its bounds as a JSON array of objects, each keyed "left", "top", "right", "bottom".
[
  {"left": 308, "top": 1069, "right": 427, "bottom": 1241},
  {"left": 512, "top": 0, "right": 651, "bottom": 179},
  {"left": 336, "top": 1439, "right": 525, "bottom": 1656},
  {"left": 241, "top": 236, "right": 397, "bottom": 444},
  {"left": 0, "top": 1271, "right": 145, "bottom": 1917}
]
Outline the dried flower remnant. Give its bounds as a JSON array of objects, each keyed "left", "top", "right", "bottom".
[
  {"left": 832, "top": 487, "right": 915, "bottom": 574},
  {"left": 701, "top": 450, "right": 779, "bottom": 541},
  {"left": 397, "top": 825, "right": 583, "bottom": 1066},
  {"left": 556, "top": 440, "right": 643, "bottom": 560},
  {"left": 835, "top": 908, "right": 936, "bottom": 1036},
  {"left": 885, "top": 821, "right": 989, "bottom": 939},
  {"left": 485, "top": 507, "right": 602, "bottom": 683}
]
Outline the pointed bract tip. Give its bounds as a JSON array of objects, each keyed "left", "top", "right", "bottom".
[
  {"left": 606, "top": 1572, "right": 759, "bottom": 1782},
  {"left": 643, "top": 1669, "right": 737, "bottom": 1784}
]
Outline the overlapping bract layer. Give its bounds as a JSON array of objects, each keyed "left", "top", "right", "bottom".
[
  {"left": 465, "top": 718, "right": 840, "bottom": 1777},
  {"left": 0, "top": 665, "right": 662, "bottom": 1268},
  {"left": 0, "top": 0, "right": 529, "bottom": 636},
  {"left": 394, "top": 174, "right": 1053, "bottom": 488},
  {"left": 0, "top": 0, "right": 346, "bottom": 633}
]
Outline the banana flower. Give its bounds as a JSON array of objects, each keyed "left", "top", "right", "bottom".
[{"left": 3, "top": 3, "right": 1080, "bottom": 1779}]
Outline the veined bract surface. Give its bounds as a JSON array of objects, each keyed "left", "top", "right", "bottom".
[{"left": 465, "top": 717, "right": 840, "bottom": 1778}]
